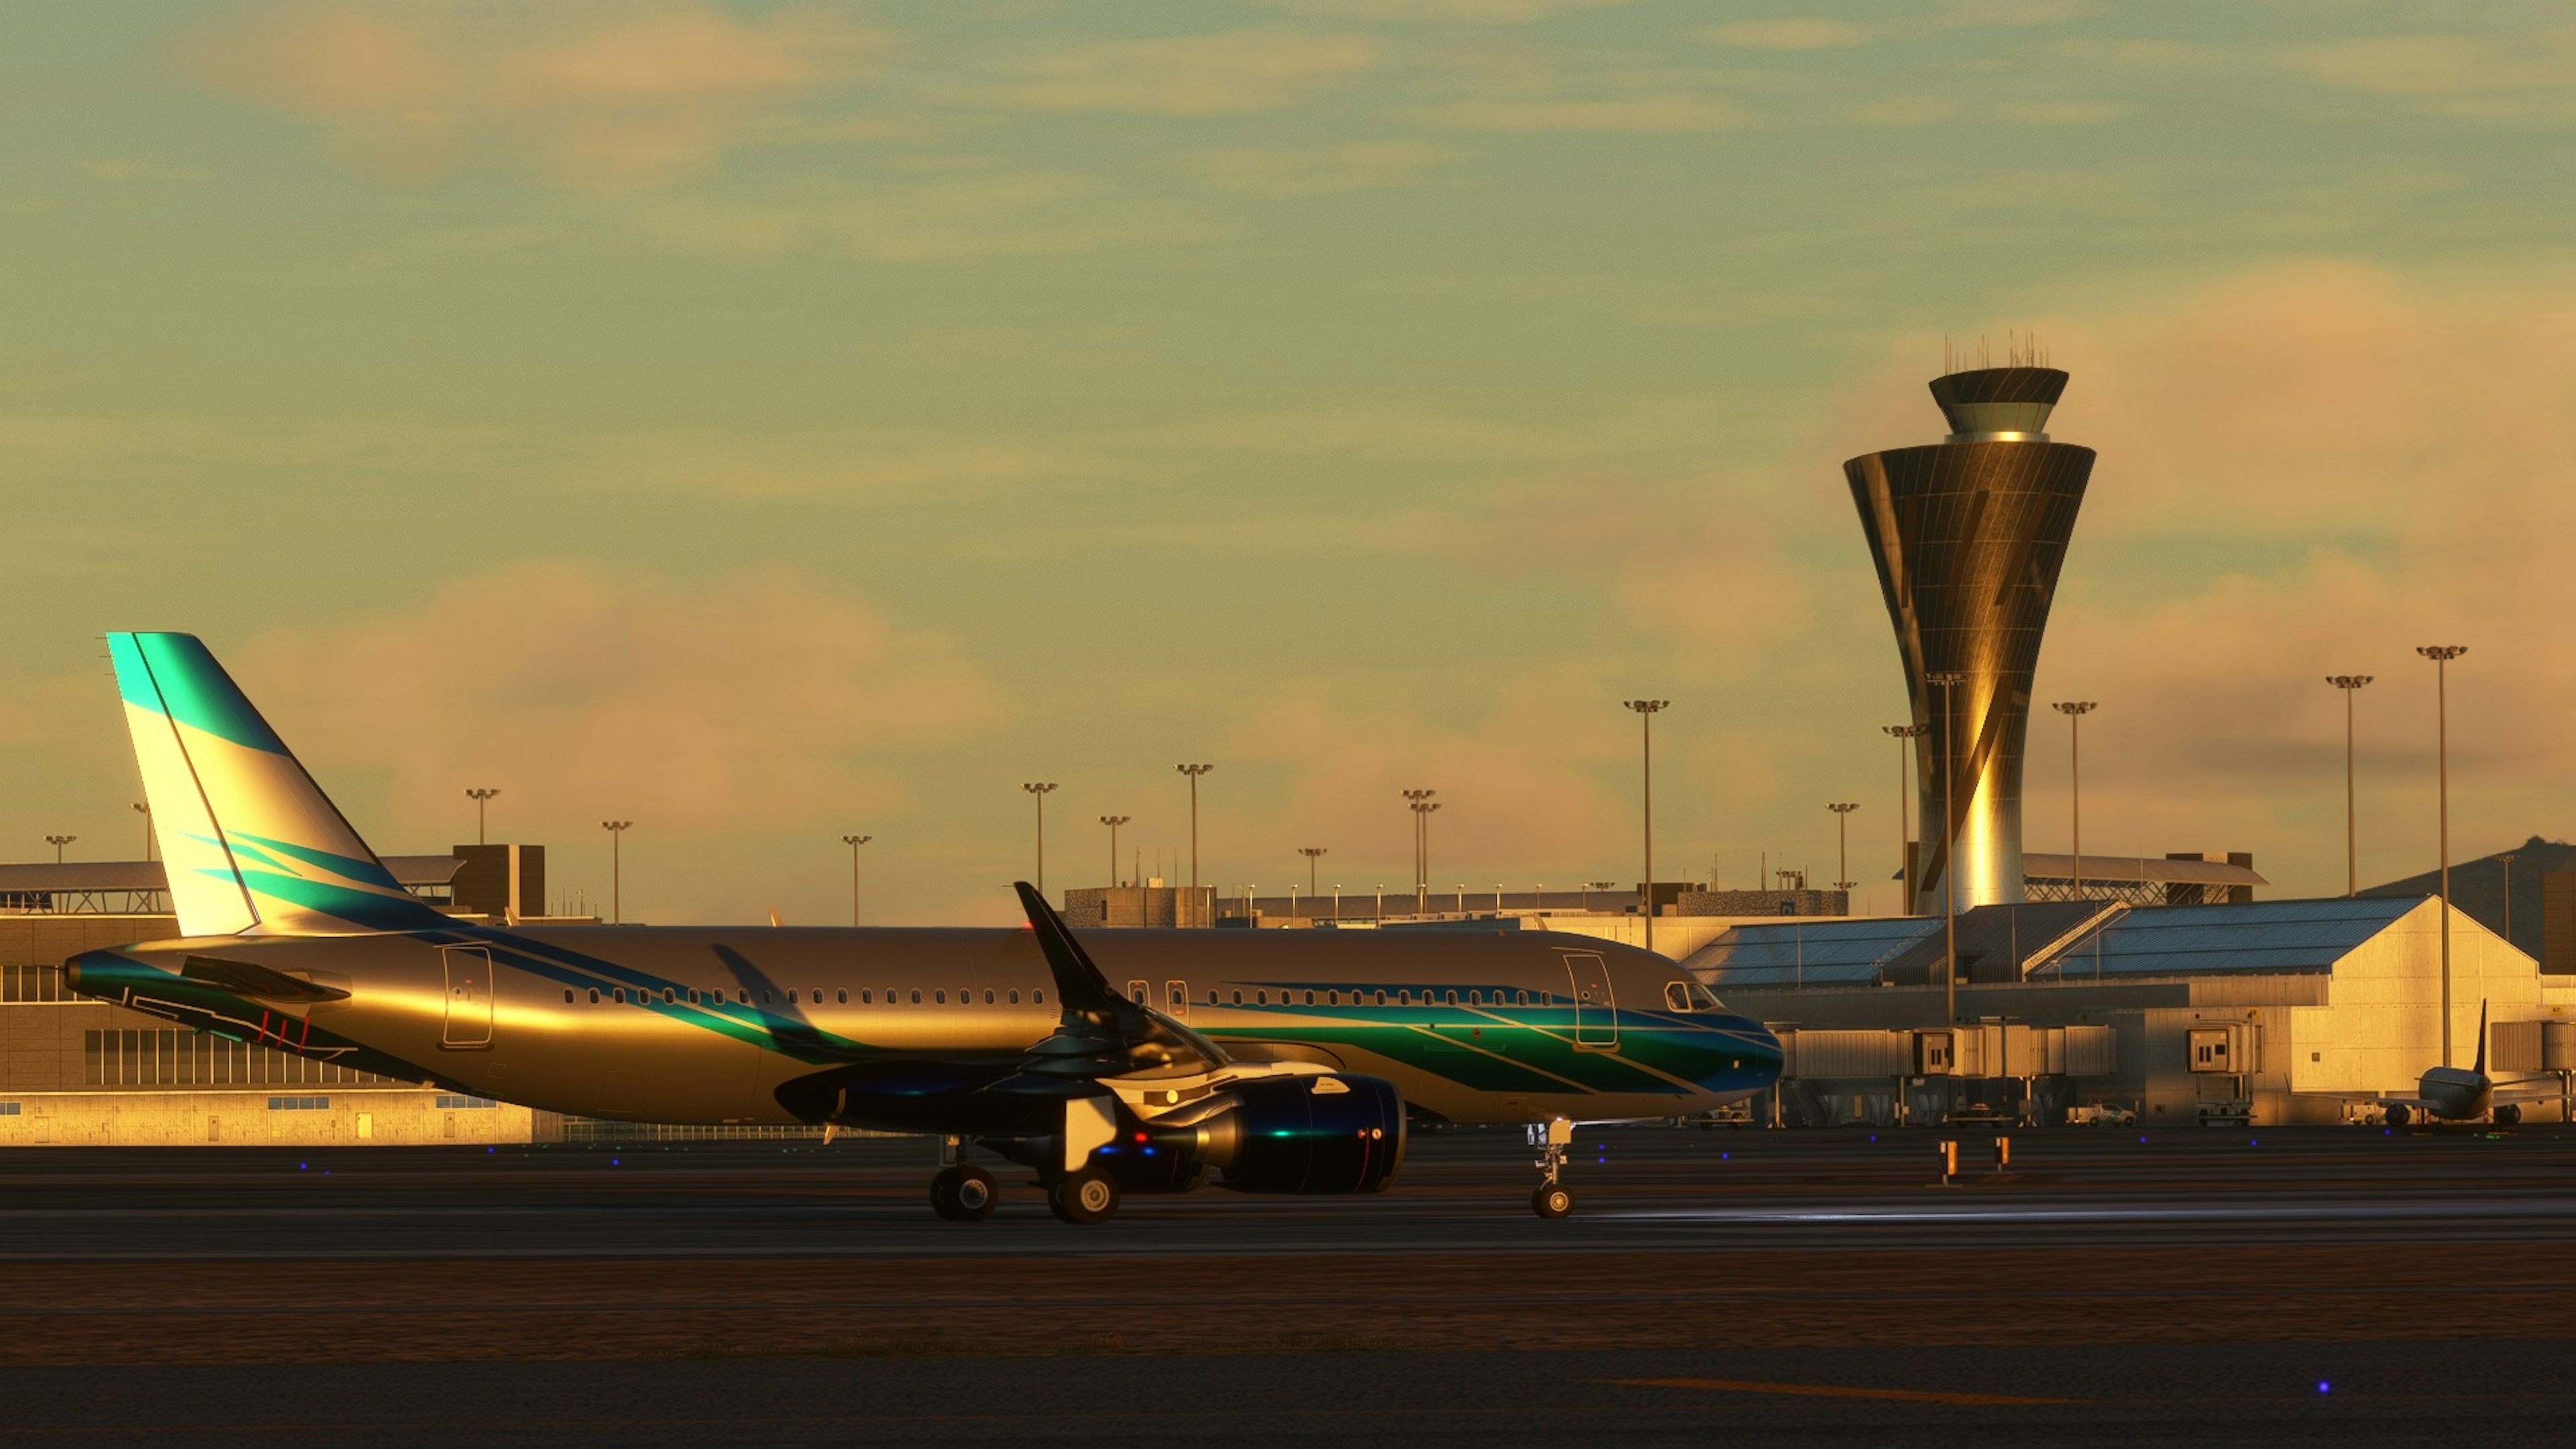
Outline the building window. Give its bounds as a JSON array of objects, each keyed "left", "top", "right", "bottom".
[
  {"left": 435, "top": 1095, "right": 498, "bottom": 1110},
  {"left": 0, "top": 1102, "right": 19, "bottom": 1116},
  {"left": 266, "top": 1095, "right": 329, "bottom": 1111}
]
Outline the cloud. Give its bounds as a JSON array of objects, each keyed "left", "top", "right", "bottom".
[
  {"left": 1220, "top": 674, "right": 1636, "bottom": 879},
  {"left": 1257, "top": 0, "right": 1632, "bottom": 21},
  {"left": 186, "top": 2, "right": 888, "bottom": 191},
  {"left": 632, "top": 169, "right": 1244, "bottom": 262},
  {"left": 977, "top": 27, "right": 1379, "bottom": 115},
  {"left": 2289, "top": 25, "right": 2576, "bottom": 123},
  {"left": 1698, "top": 0, "right": 2094, "bottom": 51},
  {"left": 1172, "top": 139, "right": 1468, "bottom": 196},
  {"left": 236, "top": 561, "right": 1007, "bottom": 841},
  {"left": 548, "top": 430, "right": 1107, "bottom": 503}
]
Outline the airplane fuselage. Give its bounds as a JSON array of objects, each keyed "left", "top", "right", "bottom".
[{"left": 70, "top": 922, "right": 1781, "bottom": 1131}]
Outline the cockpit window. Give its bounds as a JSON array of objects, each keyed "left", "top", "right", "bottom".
[{"left": 1665, "top": 981, "right": 1723, "bottom": 1012}]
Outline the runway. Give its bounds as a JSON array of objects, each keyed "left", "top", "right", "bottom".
[{"left": 4, "top": 1126, "right": 2574, "bottom": 1444}]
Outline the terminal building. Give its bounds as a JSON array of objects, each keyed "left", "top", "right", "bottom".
[{"left": 1, "top": 846, "right": 561, "bottom": 1148}]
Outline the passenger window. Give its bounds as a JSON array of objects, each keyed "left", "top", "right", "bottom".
[
  {"left": 1330, "top": 990, "right": 1342, "bottom": 1006},
  {"left": 1256, "top": 990, "right": 1268, "bottom": 1005},
  {"left": 1517, "top": 991, "right": 1529, "bottom": 1006},
  {"left": 1445, "top": 990, "right": 1458, "bottom": 1006},
  {"left": 936, "top": 989, "right": 947, "bottom": 1004},
  {"left": 1033, "top": 989, "right": 1045, "bottom": 1004},
  {"left": 686, "top": 988, "right": 698, "bottom": 1004},
  {"left": 1304, "top": 991, "right": 1316, "bottom": 1006},
  {"left": 661, "top": 987, "right": 674, "bottom": 1004},
  {"left": 788, "top": 989, "right": 799, "bottom": 1004},
  {"left": 1008, "top": 989, "right": 1020, "bottom": 1004},
  {"left": 1398, "top": 991, "right": 1411, "bottom": 1005},
  {"left": 861, "top": 989, "right": 872, "bottom": 1004},
  {"left": 761, "top": 991, "right": 773, "bottom": 1005},
  {"left": 1208, "top": 989, "right": 1220, "bottom": 1005},
  {"left": 1231, "top": 990, "right": 1242, "bottom": 1005},
  {"left": 563, "top": 989, "right": 574, "bottom": 1004},
  {"left": 613, "top": 988, "right": 626, "bottom": 1004},
  {"left": 984, "top": 989, "right": 996, "bottom": 1004},
  {"left": 1374, "top": 990, "right": 1386, "bottom": 1006},
  {"left": 837, "top": 989, "right": 847, "bottom": 1004},
  {"left": 910, "top": 989, "right": 922, "bottom": 1004},
  {"left": 588, "top": 989, "right": 600, "bottom": 1004},
  {"left": 1468, "top": 989, "right": 1481, "bottom": 1006},
  {"left": 739, "top": 989, "right": 750, "bottom": 1004}
]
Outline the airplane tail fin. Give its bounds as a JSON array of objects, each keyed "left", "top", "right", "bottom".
[
  {"left": 2474, "top": 998, "right": 2489, "bottom": 1077},
  {"left": 107, "top": 633, "right": 443, "bottom": 937}
]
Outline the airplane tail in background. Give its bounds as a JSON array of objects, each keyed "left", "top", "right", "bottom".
[
  {"left": 2474, "top": 998, "right": 2489, "bottom": 1077},
  {"left": 108, "top": 632, "right": 444, "bottom": 938}
]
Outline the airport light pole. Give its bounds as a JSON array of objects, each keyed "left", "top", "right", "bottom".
[
  {"left": 464, "top": 787, "right": 500, "bottom": 846},
  {"left": 600, "top": 821, "right": 632, "bottom": 924},
  {"left": 1098, "top": 816, "right": 1130, "bottom": 888},
  {"left": 1624, "top": 700, "right": 1670, "bottom": 952},
  {"left": 2417, "top": 645, "right": 2467, "bottom": 1067},
  {"left": 1177, "top": 765, "right": 1213, "bottom": 904},
  {"left": 2051, "top": 702, "right": 2096, "bottom": 900},
  {"left": 44, "top": 835, "right": 74, "bottom": 863},
  {"left": 839, "top": 835, "right": 871, "bottom": 926},
  {"left": 1585, "top": 880, "right": 1615, "bottom": 913},
  {"left": 2326, "top": 676, "right": 2373, "bottom": 897},
  {"left": 1022, "top": 783, "right": 1058, "bottom": 898},
  {"left": 1882, "top": 724, "right": 1926, "bottom": 912},
  {"left": 1298, "top": 848, "right": 1326, "bottom": 920},
  {"left": 1925, "top": 672, "right": 1969, "bottom": 1028},
  {"left": 1827, "top": 802, "right": 1860, "bottom": 899},
  {"left": 131, "top": 802, "right": 151, "bottom": 861},
  {"left": 1402, "top": 789, "right": 1436, "bottom": 914}
]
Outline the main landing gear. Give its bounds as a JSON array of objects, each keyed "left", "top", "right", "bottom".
[
  {"left": 929, "top": 1163, "right": 998, "bottom": 1222},
  {"left": 1528, "top": 1118, "right": 1576, "bottom": 1219},
  {"left": 1047, "top": 1168, "right": 1121, "bottom": 1225}
]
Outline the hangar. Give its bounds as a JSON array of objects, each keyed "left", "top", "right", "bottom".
[{"left": 1688, "top": 896, "right": 2576, "bottom": 1127}]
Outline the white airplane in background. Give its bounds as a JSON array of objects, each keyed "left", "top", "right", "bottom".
[{"left": 2379, "top": 1002, "right": 2560, "bottom": 1126}]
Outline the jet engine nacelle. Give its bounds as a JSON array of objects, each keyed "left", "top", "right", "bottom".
[{"left": 1142, "top": 1073, "right": 1407, "bottom": 1195}]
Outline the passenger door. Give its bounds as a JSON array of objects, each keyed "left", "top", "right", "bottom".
[
  {"left": 1562, "top": 951, "right": 1617, "bottom": 1050},
  {"left": 441, "top": 947, "right": 494, "bottom": 1049}
]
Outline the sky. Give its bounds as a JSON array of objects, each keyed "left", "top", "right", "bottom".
[{"left": 3, "top": 1, "right": 2572, "bottom": 925}]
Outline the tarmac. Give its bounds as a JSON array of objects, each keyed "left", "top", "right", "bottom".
[{"left": 4, "top": 1124, "right": 2574, "bottom": 1444}]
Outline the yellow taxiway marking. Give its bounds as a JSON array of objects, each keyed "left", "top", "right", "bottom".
[{"left": 1605, "top": 1377, "right": 2085, "bottom": 1406}]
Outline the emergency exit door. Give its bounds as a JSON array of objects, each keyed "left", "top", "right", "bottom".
[{"left": 441, "top": 947, "right": 493, "bottom": 1048}]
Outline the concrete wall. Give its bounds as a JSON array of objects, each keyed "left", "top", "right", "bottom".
[{"left": 0, "top": 1089, "right": 543, "bottom": 1146}]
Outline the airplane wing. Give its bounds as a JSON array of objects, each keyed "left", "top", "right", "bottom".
[
  {"left": 1000, "top": 880, "right": 1232, "bottom": 1090},
  {"left": 2488, "top": 1077, "right": 2565, "bottom": 1105}
]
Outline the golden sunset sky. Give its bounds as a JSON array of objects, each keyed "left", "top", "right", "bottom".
[{"left": 5, "top": 2, "right": 2571, "bottom": 922}]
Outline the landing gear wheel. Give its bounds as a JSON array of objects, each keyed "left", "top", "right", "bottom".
[
  {"left": 930, "top": 1164, "right": 999, "bottom": 1221},
  {"left": 2496, "top": 1104, "right": 2522, "bottom": 1127},
  {"left": 1048, "top": 1169, "right": 1120, "bottom": 1225},
  {"left": 2385, "top": 1104, "right": 2411, "bottom": 1128},
  {"left": 1532, "top": 1184, "right": 1574, "bottom": 1219}
]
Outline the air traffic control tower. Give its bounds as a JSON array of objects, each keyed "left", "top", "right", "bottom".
[{"left": 1845, "top": 366, "right": 2094, "bottom": 914}]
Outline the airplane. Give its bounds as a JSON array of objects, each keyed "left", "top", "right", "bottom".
[
  {"left": 63, "top": 631, "right": 1782, "bottom": 1222},
  {"left": 2378, "top": 1001, "right": 2559, "bottom": 1127}
]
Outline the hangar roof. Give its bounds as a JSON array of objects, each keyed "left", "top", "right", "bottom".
[{"left": 1694, "top": 895, "right": 2428, "bottom": 989}]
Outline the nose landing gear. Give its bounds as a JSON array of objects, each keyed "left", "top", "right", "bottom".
[{"left": 1528, "top": 1118, "right": 1576, "bottom": 1219}]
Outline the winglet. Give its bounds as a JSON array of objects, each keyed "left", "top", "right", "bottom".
[{"left": 1013, "top": 881, "right": 1119, "bottom": 1013}]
